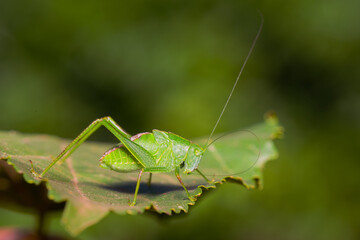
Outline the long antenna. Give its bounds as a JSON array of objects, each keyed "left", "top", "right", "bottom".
[{"left": 205, "top": 12, "right": 264, "bottom": 149}]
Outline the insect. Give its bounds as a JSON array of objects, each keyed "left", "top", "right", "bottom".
[{"left": 30, "top": 16, "right": 263, "bottom": 206}]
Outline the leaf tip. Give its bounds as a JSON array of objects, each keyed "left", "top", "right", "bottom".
[
  {"left": 264, "top": 111, "right": 278, "bottom": 123},
  {"left": 264, "top": 111, "right": 284, "bottom": 139}
]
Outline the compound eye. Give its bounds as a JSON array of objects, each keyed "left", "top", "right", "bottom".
[{"left": 194, "top": 149, "right": 201, "bottom": 156}]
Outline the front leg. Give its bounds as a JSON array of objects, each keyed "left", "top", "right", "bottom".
[
  {"left": 175, "top": 167, "right": 196, "bottom": 202},
  {"left": 195, "top": 169, "right": 213, "bottom": 183}
]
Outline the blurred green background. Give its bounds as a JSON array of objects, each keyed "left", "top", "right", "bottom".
[{"left": 0, "top": 0, "right": 359, "bottom": 239}]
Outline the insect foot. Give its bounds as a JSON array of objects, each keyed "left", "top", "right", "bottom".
[
  {"left": 208, "top": 179, "right": 215, "bottom": 184},
  {"left": 128, "top": 198, "right": 136, "bottom": 207},
  {"left": 29, "top": 160, "right": 42, "bottom": 178},
  {"left": 189, "top": 196, "right": 196, "bottom": 202}
]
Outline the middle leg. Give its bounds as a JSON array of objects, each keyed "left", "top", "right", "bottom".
[
  {"left": 130, "top": 168, "right": 144, "bottom": 206},
  {"left": 175, "top": 167, "right": 195, "bottom": 201}
]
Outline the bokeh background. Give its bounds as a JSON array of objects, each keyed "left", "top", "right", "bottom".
[{"left": 0, "top": 0, "right": 359, "bottom": 239}]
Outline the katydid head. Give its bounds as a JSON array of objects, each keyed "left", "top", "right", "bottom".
[{"left": 183, "top": 143, "right": 204, "bottom": 174}]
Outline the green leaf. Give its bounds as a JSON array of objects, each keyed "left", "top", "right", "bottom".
[{"left": 0, "top": 116, "right": 282, "bottom": 236}]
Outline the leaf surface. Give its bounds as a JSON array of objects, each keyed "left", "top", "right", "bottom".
[{"left": 0, "top": 116, "right": 282, "bottom": 235}]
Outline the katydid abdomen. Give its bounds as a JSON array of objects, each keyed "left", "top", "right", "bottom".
[{"left": 100, "top": 130, "right": 203, "bottom": 174}]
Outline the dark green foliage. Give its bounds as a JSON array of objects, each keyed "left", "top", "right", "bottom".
[{"left": 0, "top": 0, "right": 359, "bottom": 239}]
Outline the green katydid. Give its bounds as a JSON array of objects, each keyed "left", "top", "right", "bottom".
[{"left": 30, "top": 17, "right": 263, "bottom": 206}]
